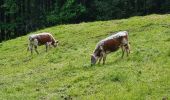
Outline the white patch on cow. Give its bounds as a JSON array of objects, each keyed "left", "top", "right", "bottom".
[
  {"left": 115, "top": 31, "right": 128, "bottom": 37},
  {"left": 33, "top": 39, "right": 38, "bottom": 46},
  {"left": 99, "top": 31, "right": 128, "bottom": 44},
  {"left": 122, "top": 37, "right": 128, "bottom": 44},
  {"left": 37, "top": 32, "right": 51, "bottom": 36},
  {"left": 29, "top": 34, "right": 37, "bottom": 40}
]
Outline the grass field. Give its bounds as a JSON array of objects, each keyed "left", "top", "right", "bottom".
[{"left": 0, "top": 14, "right": 170, "bottom": 100}]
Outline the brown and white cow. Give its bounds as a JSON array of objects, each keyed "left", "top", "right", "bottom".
[
  {"left": 91, "top": 31, "right": 130, "bottom": 65},
  {"left": 27, "top": 32, "right": 58, "bottom": 54}
]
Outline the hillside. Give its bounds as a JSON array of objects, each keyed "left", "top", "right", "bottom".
[{"left": 0, "top": 14, "right": 170, "bottom": 100}]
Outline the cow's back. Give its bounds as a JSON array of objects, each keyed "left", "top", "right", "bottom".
[
  {"left": 94, "top": 38, "right": 120, "bottom": 56},
  {"left": 103, "top": 39, "right": 120, "bottom": 52},
  {"left": 36, "top": 33, "right": 52, "bottom": 45},
  {"left": 102, "top": 31, "right": 128, "bottom": 52}
]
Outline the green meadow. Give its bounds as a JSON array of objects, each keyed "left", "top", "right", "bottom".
[{"left": 0, "top": 14, "right": 170, "bottom": 100}]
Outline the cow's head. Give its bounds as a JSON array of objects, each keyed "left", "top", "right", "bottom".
[
  {"left": 53, "top": 40, "right": 59, "bottom": 47},
  {"left": 91, "top": 54, "right": 98, "bottom": 66}
]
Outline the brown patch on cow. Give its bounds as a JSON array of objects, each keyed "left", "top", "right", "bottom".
[
  {"left": 103, "top": 39, "right": 121, "bottom": 52},
  {"left": 36, "top": 34, "right": 55, "bottom": 45}
]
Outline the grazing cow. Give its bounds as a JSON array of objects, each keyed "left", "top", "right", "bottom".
[
  {"left": 27, "top": 32, "right": 58, "bottom": 54},
  {"left": 91, "top": 31, "right": 130, "bottom": 65}
]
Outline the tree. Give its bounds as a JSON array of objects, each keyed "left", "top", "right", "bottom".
[{"left": 0, "top": 0, "right": 170, "bottom": 42}]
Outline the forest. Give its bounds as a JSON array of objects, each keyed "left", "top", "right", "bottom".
[{"left": 0, "top": 0, "right": 170, "bottom": 42}]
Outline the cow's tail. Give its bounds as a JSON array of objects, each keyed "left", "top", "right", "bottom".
[{"left": 27, "top": 36, "right": 32, "bottom": 51}]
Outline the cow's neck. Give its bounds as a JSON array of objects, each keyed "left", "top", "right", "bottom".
[
  {"left": 51, "top": 38, "right": 55, "bottom": 45},
  {"left": 94, "top": 49, "right": 102, "bottom": 57}
]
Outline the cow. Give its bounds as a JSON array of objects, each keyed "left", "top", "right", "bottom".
[
  {"left": 91, "top": 31, "right": 130, "bottom": 65},
  {"left": 27, "top": 32, "right": 58, "bottom": 54}
]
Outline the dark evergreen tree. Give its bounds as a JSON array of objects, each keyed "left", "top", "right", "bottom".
[{"left": 0, "top": 0, "right": 170, "bottom": 42}]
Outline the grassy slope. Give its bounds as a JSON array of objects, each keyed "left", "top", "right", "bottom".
[{"left": 0, "top": 14, "right": 170, "bottom": 100}]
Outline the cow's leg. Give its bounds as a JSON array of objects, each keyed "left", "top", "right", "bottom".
[
  {"left": 125, "top": 48, "right": 129, "bottom": 57},
  {"left": 99, "top": 46, "right": 107, "bottom": 65},
  {"left": 98, "top": 55, "right": 103, "bottom": 64},
  {"left": 29, "top": 43, "right": 34, "bottom": 54},
  {"left": 121, "top": 45, "right": 125, "bottom": 58},
  {"left": 125, "top": 44, "right": 130, "bottom": 57},
  {"left": 45, "top": 42, "right": 48, "bottom": 52},
  {"left": 33, "top": 39, "right": 39, "bottom": 54},
  {"left": 45, "top": 42, "right": 52, "bottom": 52},
  {"left": 127, "top": 44, "right": 131, "bottom": 56},
  {"left": 28, "top": 41, "right": 34, "bottom": 54},
  {"left": 101, "top": 52, "right": 106, "bottom": 65},
  {"left": 98, "top": 57, "right": 102, "bottom": 64},
  {"left": 126, "top": 48, "right": 130, "bottom": 57},
  {"left": 30, "top": 45, "right": 33, "bottom": 54},
  {"left": 34, "top": 45, "right": 39, "bottom": 54},
  {"left": 103, "top": 54, "right": 106, "bottom": 65}
]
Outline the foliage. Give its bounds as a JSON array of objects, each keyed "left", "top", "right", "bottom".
[{"left": 0, "top": 0, "right": 170, "bottom": 42}]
